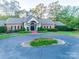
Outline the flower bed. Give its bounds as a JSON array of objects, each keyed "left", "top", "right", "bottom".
[
  {"left": 21, "top": 38, "right": 65, "bottom": 47},
  {"left": 30, "top": 38, "right": 58, "bottom": 46}
]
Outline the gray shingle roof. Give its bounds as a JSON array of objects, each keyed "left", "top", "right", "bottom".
[
  {"left": 55, "top": 21, "right": 65, "bottom": 26},
  {"left": 6, "top": 18, "right": 24, "bottom": 24},
  {"left": 23, "top": 15, "right": 35, "bottom": 22},
  {"left": 5, "top": 16, "right": 35, "bottom": 24},
  {"left": 5, "top": 16, "right": 65, "bottom": 26},
  {"left": 37, "top": 18, "right": 55, "bottom": 25},
  {"left": 24, "top": 16, "right": 55, "bottom": 25},
  {"left": 22, "top": 15, "right": 54, "bottom": 25}
]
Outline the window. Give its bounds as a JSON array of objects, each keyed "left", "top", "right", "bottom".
[
  {"left": 50, "top": 26, "right": 51, "bottom": 29},
  {"left": 44, "top": 26, "right": 46, "bottom": 28},
  {"left": 21, "top": 26, "right": 23, "bottom": 29},
  {"left": 11, "top": 26, "right": 13, "bottom": 30},
  {"left": 18, "top": 26, "right": 19, "bottom": 29},
  {"left": 15, "top": 26, "right": 16, "bottom": 30},
  {"left": 47, "top": 26, "right": 48, "bottom": 28}
]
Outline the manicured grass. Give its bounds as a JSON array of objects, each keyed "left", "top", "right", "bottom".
[
  {"left": 0, "top": 30, "right": 32, "bottom": 39},
  {"left": 0, "top": 33, "right": 29, "bottom": 39},
  {"left": 30, "top": 38, "right": 58, "bottom": 46},
  {"left": 17, "top": 31, "right": 31, "bottom": 34},
  {"left": 0, "top": 33, "right": 17, "bottom": 39},
  {"left": 0, "top": 31, "right": 79, "bottom": 39},
  {"left": 46, "top": 31, "right": 79, "bottom": 36},
  {"left": 53, "top": 31, "right": 79, "bottom": 35}
]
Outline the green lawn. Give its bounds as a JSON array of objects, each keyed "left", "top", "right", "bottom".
[
  {"left": 0, "top": 34, "right": 16, "bottom": 39},
  {"left": 0, "top": 33, "right": 29, "bottom": 39},
  {"left": 30, "top": 38, "right": 58, "bottom": 46},
  {"left": 0, "top": 30, "right": 32, "bottom": 39},
  {"left": 0, "top": 31, "right": 79, "bottom": 39},
  {"left": 52, "top": 31, "right": 79, "bottom": 35}
]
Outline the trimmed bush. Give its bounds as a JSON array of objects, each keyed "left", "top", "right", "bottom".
[
  {"left": 38, "top": 27, "right": 47, "bottom": 31},
  {"left": 38, "top": 27, "right": 57, "bottom": 32},
  {"left": 0, "top": 26, "right": 7, "bottom": 33},
  {"left": 30, "top": 38, "right": 58, "bottom": 46},
  {"left": 17, "top": 31, "right": 31, "bottom": 33},
  {"left": 56, "top": 26, "right": 76, "bottom": 31},
  {"left": 38, "top": 27, "right": 48, "bottom": 32},
  {"left": 16, "top": 28, "right": 31, "bottom": 33},
  {"left": 47, "top": 28, "right": 57, "bottom": 32}
]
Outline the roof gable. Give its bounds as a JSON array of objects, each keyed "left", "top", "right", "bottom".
[{"left": 27, "top": 18, "right": 39, "bottom": 23}]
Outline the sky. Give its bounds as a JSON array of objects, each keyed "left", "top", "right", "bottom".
[{"left": 15, "top": 0, "right": 79, "bottom": 11}]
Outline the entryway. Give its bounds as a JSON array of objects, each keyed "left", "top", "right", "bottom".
[{"left": 30, "top": 21, "right": 37, "bottom": 31}]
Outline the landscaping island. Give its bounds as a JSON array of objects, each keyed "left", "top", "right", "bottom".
[
  {"left": 30, "top": 38, "right": 58, "bottom": 46},
  {"left": 21, "top": 38, "right": 65, "bottom": 47}
]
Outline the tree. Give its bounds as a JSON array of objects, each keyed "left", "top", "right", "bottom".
[
  {"left": 56, "top": 6, "right": 79, "bottom": 29},
  {"left": 31, "top": 3, "right": 46, "bottom": 18},
  {"left": 1, "top": 0, "right": 10, "bottom": 15},
  {"left": 56, "top": 6, "right": 71, "bottom": 22},
  {"left": 48, "top": 1, "right": 61, "bottom": 20},
  {"left": 0, "top": 0, "right": 20, "bottom": 16},
  {"left": 73, "top": 17, "right": 79, "bottom": 30},
  {"left": 15, "top": 9, "right": 28, "bottom": 18},
  {"left": 10, "top": 0, "right": 20, "bottom": 15}
]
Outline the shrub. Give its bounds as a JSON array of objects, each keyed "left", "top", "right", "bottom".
[
  {"left": 47, "top": 28, "right": 57, "bottom": 32},
  {"left": 0, "top": 26, "right": 7, "bottom": 33},
  {"left": 38, "top": 27, "right": 57, "bottom": 32},
  {"left": 17, "top": 31, "right": 31, "bottom": 33},
  {"left": 38, "top": 27, "right": 48, "bottom": 32},
  {"left": 38, "top": 27, "right": 47, "bottom": 31},
  {"left": 56, "top": 26, "right": 75, "bottom": 31},
  {"left": 16, "top": 28, "right": 31, "bottom": 33},
  {"left": 30, "top": 38, "right": 58, "bottom": 46}
]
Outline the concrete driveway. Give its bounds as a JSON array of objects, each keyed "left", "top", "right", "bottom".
[{"left": 0, "top": 33, "right": 79, "bottom": 59}]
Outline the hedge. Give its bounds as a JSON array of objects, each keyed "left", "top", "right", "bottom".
[
  {"left": 38, "top": 27, "right": 57, "bottom": 32},
  {"left": 55, "top": 26, "right": 76, "bottom": 31},
  {"left": 38, "top": 26, "right": 76, "bottom": 32},
  {"left": 0, "top": 26, "right": 7, "bottom": 33}
]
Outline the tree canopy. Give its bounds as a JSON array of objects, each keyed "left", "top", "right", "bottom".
[
  {"left": 0, "top": 1, "right": 79, "bottom": 30},
  {"left": 31, "top": 1, "right": 79, "bottom": 29}
]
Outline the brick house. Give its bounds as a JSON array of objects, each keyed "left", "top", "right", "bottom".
[{"left": 0, "top": 15, "right": 65, "bottom": 32}]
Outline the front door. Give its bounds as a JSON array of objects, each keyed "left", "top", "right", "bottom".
[
  {"left": 30, "top": 25, "right": 35, "bottom": 31},
  {"left": 30, "top": 21, "right": 36, "bottom": 31}
]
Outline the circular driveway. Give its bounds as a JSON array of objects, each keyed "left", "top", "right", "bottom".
[{"left": 0, "top": 33, "right": 79, "bottom": 59}]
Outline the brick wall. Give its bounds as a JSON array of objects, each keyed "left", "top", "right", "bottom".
[{"left": 6, "top": 23, "right": 24, "bottom": 32}]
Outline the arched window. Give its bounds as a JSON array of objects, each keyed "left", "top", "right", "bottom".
[{"left": 31, "top": 21, "right": 36, "bottom": 25}]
